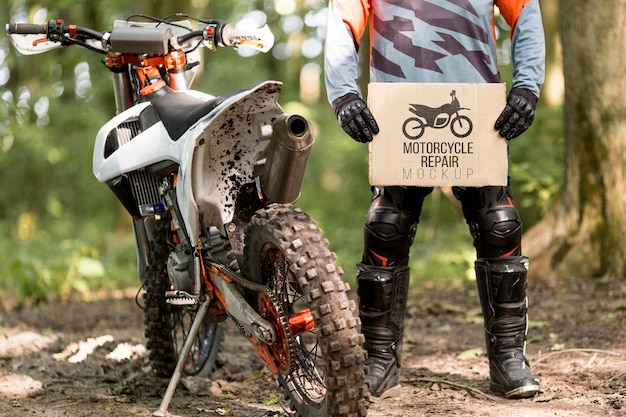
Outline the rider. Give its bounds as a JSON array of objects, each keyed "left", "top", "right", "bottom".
[{"left": 324, "top": 0, "right": 545, "bottom": 400}]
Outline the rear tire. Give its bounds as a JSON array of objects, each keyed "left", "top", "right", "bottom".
[
  {"left": 243, "top": 204, "right": 369, "bottom": 417},
  {"left": 451, "top": 115, "right": 473, "bottom": 138}
]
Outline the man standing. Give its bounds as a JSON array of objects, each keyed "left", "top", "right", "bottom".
[{"left": 324, "top": 0, "right": 545, "bottom": 400}]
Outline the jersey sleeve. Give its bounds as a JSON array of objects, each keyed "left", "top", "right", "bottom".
[
  {"left": 497, "top": 0, "right": 546, "bottom": 97},
  {"left": 324, "top": 0, "right": 371, "bottom": 105}
]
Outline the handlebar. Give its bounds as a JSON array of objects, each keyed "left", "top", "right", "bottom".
[
  {"left": 6, "top": 23, "right": 47, "bottom": 34},
  {"left": 7, "top": 17, "right": 274, "bottom": 55},
  {"left": 7, "top": 20, "right": 105, "bottom": 40},
  {"left": 7, "top": 19, "right": 107, "bottom": 56},
  {"left": 176, "top": 23, "right": 274, "bottom": 53}
]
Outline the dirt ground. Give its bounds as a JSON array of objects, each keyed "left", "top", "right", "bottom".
[{"left": 1, "top": 278, "right": 625, "bottom": 417}]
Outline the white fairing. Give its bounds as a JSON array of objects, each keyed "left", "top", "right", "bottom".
[
  {"left": 93, "top": 101, "right": 174, "bottom": 181},
  {"left": 92, "top": 81, "right": 284, "bottom": 246}
]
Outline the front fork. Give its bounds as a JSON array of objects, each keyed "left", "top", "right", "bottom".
[
  {"left": 112, "top": 69, "right": 134, "bottom": 112},
  {"left": 131, "top": 216, "right": 154, "bottom": 286}
]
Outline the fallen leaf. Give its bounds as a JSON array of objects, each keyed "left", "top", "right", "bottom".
[
  {"left": 549, "top": 343, "right": 566, "bottom": 352},
  {"left": 215, "top": 406, "right": 232, "bottom": 415},
  {"left": 262, "top": 394, "right": 279, "bottom": 406},
  {"left": 456, "top": 347, "right": 483, "bottom": 360}
]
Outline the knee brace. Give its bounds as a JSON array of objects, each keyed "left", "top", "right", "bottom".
[
  {"left": 457, "top": 186, "right": 523, "bottom": 258},
  {"left": 362, "top": 187, "right": 429, "bottom": 266}
]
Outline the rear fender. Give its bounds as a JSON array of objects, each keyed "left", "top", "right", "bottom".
[{"left": 177, "top": 81, "right": 284, "bottom": 243}]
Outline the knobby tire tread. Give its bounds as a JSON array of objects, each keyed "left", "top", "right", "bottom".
[
  {"left": 245, "top": 204, "right": 369, "bottom": 417},
  {"left": 142, "top": 217, "right": 222, "bottom": 378},
  {"left": 143, "top": 217, "right": 177, "bottom": 377}
]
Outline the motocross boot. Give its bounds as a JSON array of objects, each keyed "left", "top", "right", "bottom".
[
  {"left": 475, "top": 256, "right": 541, "bottom": 399},
  {"left": 357, "top": 263, "right": 410, "bottom": 399}
]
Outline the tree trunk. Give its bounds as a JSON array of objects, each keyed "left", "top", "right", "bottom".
[{"left": 524, "top": 1, "right": 626, "bottom": 282}]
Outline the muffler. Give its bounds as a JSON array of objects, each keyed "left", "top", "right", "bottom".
[{"left": 261, "top": 113, "right": 314, "bottom": 203}]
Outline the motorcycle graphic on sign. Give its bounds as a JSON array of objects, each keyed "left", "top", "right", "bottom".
[{"left": 402, "top": 90, "right": 473, "bottom": 139}]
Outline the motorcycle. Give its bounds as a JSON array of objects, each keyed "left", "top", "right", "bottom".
[
  {"left": 402, "top": 89, "right": 473, "bottom": 139},
  {"left": 7, "top": 15, "right": 368, "bottom": 417}
]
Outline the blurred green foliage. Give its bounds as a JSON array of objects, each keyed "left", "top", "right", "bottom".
[{"left": 0, "top": 0, "right": 564, "bottom": 304}]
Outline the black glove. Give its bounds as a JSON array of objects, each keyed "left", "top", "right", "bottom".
[
  {"left": 332, "top": 93, "right": 379, "bottom": 143},
  {"left": 494, "top": 88, "right": 538, "bottom": 140}
]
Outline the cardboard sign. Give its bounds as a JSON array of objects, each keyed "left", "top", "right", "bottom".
[{"left": 367, "top": 83, "right": 508, "bottom": 187}]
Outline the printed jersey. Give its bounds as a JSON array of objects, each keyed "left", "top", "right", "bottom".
[{"left": 324, "top": 0, "right": 545, "bottom": 104}]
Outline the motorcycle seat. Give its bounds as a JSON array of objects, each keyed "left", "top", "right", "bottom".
[{"left": 151, "top": 89, "right": 241, "bottom": 141}]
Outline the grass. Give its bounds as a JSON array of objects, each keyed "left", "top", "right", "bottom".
[{"left": 1, "top": 225, "right": 137, "bottom": 306}]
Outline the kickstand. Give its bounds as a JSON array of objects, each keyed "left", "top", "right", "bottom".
[{"left": 153, "top": 297, "right": 210, "bottom": 417}]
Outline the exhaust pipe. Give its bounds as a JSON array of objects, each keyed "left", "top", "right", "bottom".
[{"left": 261, "top": 113, "right": 314, "bottom": 204}]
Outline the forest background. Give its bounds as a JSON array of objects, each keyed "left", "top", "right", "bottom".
[{"left": 0, "top": 0, "right": 565, "bottom": 304}]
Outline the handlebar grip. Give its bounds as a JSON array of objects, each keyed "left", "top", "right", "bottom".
[{"left": 7, "top": 23, "right": 47, "bottom": 34}]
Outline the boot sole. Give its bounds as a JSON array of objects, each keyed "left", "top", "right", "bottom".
[
  {"left": 491, "top": 382, "right": 540, "bottom": 399},
  {"left": 368, "top": 384, "right": 402, "bottom": 402}
]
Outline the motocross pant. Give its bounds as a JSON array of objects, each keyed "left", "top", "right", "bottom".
[
  {"left": 361, "top": 185, "right": 523, "bottom": 267},
  {"left": 358, "top": 185, "right": 529, "bottom": 397}
]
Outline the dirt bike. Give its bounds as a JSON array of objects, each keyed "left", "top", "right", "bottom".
[
  {"left": 402, "top": 89, "right": 473, "bottom": 139},
  {"left": 7, "top": 14, "right": 368, "bottom": 417}
]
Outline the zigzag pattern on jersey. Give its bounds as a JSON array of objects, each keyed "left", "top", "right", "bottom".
[{"left": 371, "top": 0, "right": 498, "bottom": 82}]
